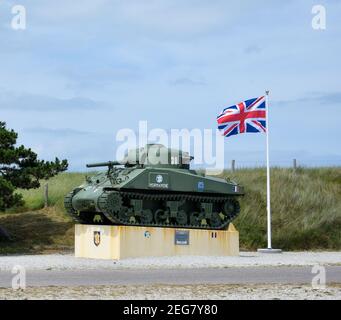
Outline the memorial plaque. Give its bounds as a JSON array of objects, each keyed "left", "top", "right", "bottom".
[{"left": 174, "top": 230, "right": 189, "bottom": 245}]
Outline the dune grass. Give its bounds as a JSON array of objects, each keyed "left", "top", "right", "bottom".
[
  {"left": 227, "top": 167, "right": 341, "bottom": 250},
  {"left": 13, "top": 172, "right": 87, "bottom": 213},
  {"left": 0, "top": 168, "right": 340, "bottom": 253}
]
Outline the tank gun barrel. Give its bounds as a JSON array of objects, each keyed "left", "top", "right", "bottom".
[{"left": 86, "top": 161, "right": 123, "bottom": 168}]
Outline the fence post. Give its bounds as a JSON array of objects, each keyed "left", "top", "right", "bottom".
[
  {"left": 231, "top": 159, "right": 235, "bottom": 172},
  {"left": 293, "top": 159, "right": 297, "bottom": 171},
  {"left": 44, "top": 183, "right": 49, "bottom": 208}
]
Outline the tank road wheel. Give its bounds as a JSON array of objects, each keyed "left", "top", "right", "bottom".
[
  {"left": 190, "top": 211, "right": 208, "bottom": 227},
  {"left": 118, "top": 207, "right": 130, "bottom": 223},
  {"left": 210, "top": 212, "right": 225, "bottom": 228},
  {"left": 154, "top": 209, "right": 169, "bottom": 225},
  {"left": 119, "top": 207, "right": 142, "bottom": 225},
  {"left": 176, "top": 210, "right": 188, "bottom": 226},
  {"left": 222, "top": 198, "right": 240, "bottom": 219},
  {"left": 189, "top": 211, "right": 201, "bottom": 226},
  {"left": 141, "top": 209, "right": 154, "bottom": 225},
  {"left": 91, "top": 213, "right": 107, "bottom": 224}
]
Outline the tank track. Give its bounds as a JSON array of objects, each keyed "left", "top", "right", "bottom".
[
  {"left": 97, "top": 190, "right": 240, "bottom": 230},
  {"left": 64, "top": 191, "right": 109, "bottom": 224},
  {"left": 64, "top": 191, "right": 83, "bottom": 223}
]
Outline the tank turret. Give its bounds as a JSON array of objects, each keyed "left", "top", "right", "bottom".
[{"left": 121, "top": 144, "right": 193, "bottom": 168}]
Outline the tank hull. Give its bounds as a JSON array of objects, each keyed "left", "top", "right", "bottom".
[{"left": 64, "top": 145, "right": 244, "bottom": 230}]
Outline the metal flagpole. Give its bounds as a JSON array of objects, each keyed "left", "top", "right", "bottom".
[
  {"left": 265, "top": 91, "right": 271, "bottom": 249},
  {"left": 258, "top": 90, "right": 282, "bottom": 253}
]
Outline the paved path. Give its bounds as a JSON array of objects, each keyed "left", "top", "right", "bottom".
[
  {"left": 1, "top": 252, "right": 340, "bottom": 271},
  {"left": 1, "top": 266, "right": 340, "bottom": 288}
]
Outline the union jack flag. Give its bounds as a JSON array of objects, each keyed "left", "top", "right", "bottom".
[{"left": 217, "top": 96, "right": 266, "bottom": 138}]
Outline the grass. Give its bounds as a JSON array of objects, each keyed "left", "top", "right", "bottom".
[
  {"left": 0, "top": 172, "right": 87, "bottom": 254},
  {"left": 11, "top": 172, "right": 87, "bottom": 213},
  {"left": 0, "top": 208, "right": 74, "bottom": 254},
  {"left": 228, "top": 167, "right": 341, "bottom": 250},
  {"left": 0, "top": 168, "right": 340, "bottom": 253}
]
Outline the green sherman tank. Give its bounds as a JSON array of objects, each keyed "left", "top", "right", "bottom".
[{"left": 64, "top": 144, "right": 244, "bottom": 230}]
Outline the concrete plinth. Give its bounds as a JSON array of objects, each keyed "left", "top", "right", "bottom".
[{"left": 75, "top": 223, "right": 239, "bottom": 260}]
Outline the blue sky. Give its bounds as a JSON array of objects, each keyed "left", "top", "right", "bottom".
[{"left": 0, "top": 0, "right": 340, "bottom": 170}]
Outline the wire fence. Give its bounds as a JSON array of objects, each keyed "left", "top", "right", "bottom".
[{"left": 228, "top": 159, "right": 341, "bottom": 171}]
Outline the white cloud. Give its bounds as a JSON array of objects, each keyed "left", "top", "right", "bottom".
[{"left": 0, "top": 90, "right": 109, "bottom": 111}]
